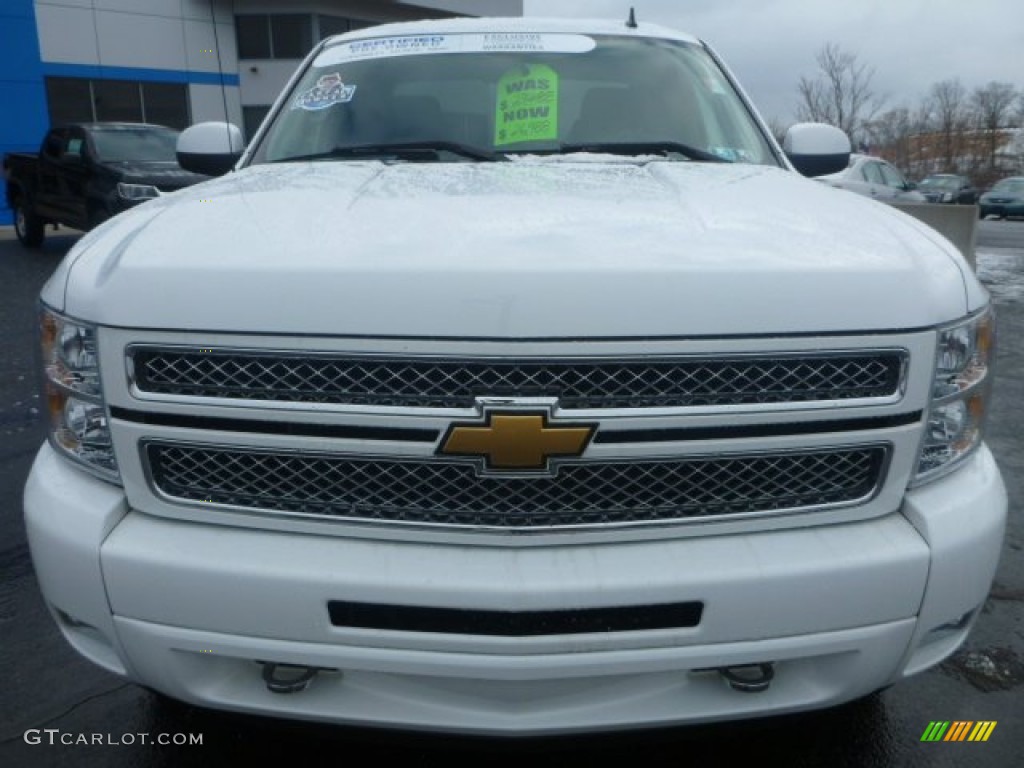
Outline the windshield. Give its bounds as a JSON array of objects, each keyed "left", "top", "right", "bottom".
[
  {"left": 991, "top": 179, "right": 1024, "bottom": 194},
  {"left": 90, "top": 126, "right": 180, "bottom": 163},
  {"left": 920, "top": 176, "right": 959, "bottom": 190},
  {"left": 249, "top": 33, "right": 778, "bottom": 166}
]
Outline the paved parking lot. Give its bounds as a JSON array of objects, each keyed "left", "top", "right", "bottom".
[{"left": 1, "top": 222, "right": 1022, "bottom": 766}]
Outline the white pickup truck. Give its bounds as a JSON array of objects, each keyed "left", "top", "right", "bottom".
[{"left": 26, "top": 17, "right": 1006, "bottom": 735}]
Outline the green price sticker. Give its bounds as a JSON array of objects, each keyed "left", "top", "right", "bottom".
[{"left": 494, "top": 64, "right": 559, "bottom": 147}]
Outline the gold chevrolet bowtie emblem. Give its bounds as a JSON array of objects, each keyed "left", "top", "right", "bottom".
[{"left": 439, "top": 413, "right": 595, "bottom": 471}]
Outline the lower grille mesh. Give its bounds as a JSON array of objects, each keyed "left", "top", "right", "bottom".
[{"left": 147, "top": 443, "right": 887, "bottom": 529}]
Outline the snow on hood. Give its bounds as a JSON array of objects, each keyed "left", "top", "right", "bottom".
[{"left": 57, "top": 158, "right": 977, "bottom": 337}]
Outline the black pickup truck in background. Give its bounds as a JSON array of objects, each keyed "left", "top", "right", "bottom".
[{"left": 3, "top": 122, "right": 208, "bottom": 247}]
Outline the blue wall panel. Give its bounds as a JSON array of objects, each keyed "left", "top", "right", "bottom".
[
  {"left": 0, "top": 83, "right": 49, "bottom": 149},
  {"left": 0, "top": 0, "right": 47, "bottom": 225}
]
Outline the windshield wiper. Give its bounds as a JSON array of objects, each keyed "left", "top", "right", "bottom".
[
  {"left": 274, "top": 141, "right": 501, "bottom": 163},
  {"left": 556, "top": 141, "right": 731, "bottom": 163}
]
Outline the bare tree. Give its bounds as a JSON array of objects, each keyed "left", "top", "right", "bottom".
[
  {"left": 795, "top": 53, "right": 1023, "bottom": 181},
  {"left": 972, "top": 81, "right": 1019, "bottom": 172},
  {"left": 795, "top": 43, "right": 885, "bottom": 146},
  {"left": 764, "top": 116, "right": 789, "bottom": 145},
  {"left": 865, "top": 107, "right": 914, "bottom": 172},
  {"left": 926, "top": 79, "right": 970, "bottom": 172}
]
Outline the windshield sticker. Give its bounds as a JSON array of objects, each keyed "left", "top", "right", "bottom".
[
  {"left": 494, "top": 64, "right": 559, "bottom": 146},
  {"left": 709, "top": 147, "right": 751, "bottom": 162},
  {"left": 476, "top": 33, "right": 594, "bottom": 53},
  {"left": 313, "top": 34, "right": 595, "bottom": 67},
  {"left": 337, "top": 35, "right": 455, "bottom": 62},
  {"left": 292, "top": 72, "right": 356, "bottom": 111}
]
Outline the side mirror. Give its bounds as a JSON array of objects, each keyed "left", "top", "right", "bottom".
[
  {"left": 783, "top": 123, "right": 851, "bottom": 177},
  {"left": 177, "top": 122, "right": 244, "bottom": 176},
  {"left": 905, "top": 181, "right": 917, "bottom": 190}
]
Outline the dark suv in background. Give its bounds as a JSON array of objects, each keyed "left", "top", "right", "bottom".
[
  {"left": 917, "top": 174, "right": 978, "bottom": 205},
  {"left": 4, "top": 122, "right": 208, "bottom": 247},
  {"left": 979, "top": 176, "right": 1024, "bottom": 220}
]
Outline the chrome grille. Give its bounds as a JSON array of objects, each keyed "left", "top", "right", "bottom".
[
  {"left": 131, "top": 348, "right": 904, "bottom": 409},
  {"left": 146, "top": 443, "right": 887, "bottom": 529}
]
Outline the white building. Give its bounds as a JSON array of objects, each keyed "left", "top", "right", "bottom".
[{"left": 1, "top": 0, "right": 522, "bottom": 225}]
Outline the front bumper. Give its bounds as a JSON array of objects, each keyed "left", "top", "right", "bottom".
[{"left": 24, "top": 443, "right": 1006, "bottom": 735}]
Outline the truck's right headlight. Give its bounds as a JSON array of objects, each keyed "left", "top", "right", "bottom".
[
  {"left": 40, "top": 306, "right": 120, "bottom": 483},
  {"left": 914, "top": 306, "right": 995, "bottom": 484}
]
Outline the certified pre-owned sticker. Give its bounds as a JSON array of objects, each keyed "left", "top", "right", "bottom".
[
  {"left": 292, "top": 72, "right": 356, "bottom": 111},
  {"left": 313, "top": 33, "right": 595, "bottom": 67}
]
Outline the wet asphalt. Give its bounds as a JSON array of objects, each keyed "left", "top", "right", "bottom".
[{"left": 1, "top": 221, "right": 1022, "bottom": 767}]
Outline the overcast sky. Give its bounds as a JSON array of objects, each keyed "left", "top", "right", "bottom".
[{"left": 523, "top": 0, "right": 1024, "bottom": 125}]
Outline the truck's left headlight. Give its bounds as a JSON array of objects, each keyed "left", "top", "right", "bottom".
[
  {"left": 914, "top": 306, "right": 995, "bottom": 484},
  {"left": 40, "top": 306, "right": 120, "bottom": 483}
]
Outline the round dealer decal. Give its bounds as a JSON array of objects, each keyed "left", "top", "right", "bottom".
[{"left": 292, "top": 72, "right": 356, "bottom": 111}]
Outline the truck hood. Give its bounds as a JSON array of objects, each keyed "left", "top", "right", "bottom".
[{"left": 56, "top": 158, "right": 979, "bottom": 337}]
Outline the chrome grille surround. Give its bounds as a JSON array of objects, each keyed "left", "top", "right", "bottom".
[
  {"left": 105, "top": 330, "right": 932, "bottom": 539},
  {"left": 129, "top": 347, "right": 906, "bottom": 410},
  {"left": 144, "top": 442, "right": 889, "bottom": 530}
]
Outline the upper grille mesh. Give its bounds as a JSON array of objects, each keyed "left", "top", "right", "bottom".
[
  {"left": 147, "top": 443, "right": 887, "bottom": 529},
  {"left": 131, "top": 348, "right": 904, "bottom": 409}
]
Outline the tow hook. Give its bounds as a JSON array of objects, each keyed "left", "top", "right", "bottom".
[
  {"left": 717, "top": 662, "right": 775, "bottom": 693},
  {"left": 259, "top": 662, "right": 337, "bottom": 694}
]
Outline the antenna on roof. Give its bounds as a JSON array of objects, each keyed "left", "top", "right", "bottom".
[
  {"left": 626, "top": 7, "right": 638, "bottom": 29},
  {"left": 207, "top": 0, "right": 232, "bottom": 146}
]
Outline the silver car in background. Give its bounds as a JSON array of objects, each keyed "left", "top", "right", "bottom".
[{"left": 818, "top": 153, "right": 926, "bottom": 202}]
